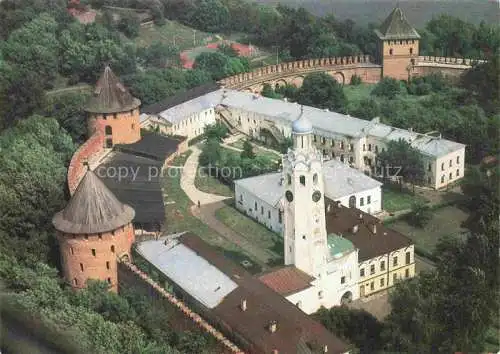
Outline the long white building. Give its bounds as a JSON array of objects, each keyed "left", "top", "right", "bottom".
[{"left": 141, "top": 87, "right": 466, "bottom": 190}]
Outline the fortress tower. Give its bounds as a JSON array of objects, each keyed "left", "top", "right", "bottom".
[
  {"left": 282, "top": 108, "right": 329, "bottom": 278},
  {"left": 85, "top": 65, "right": 141, "bottom": 147},
  {"left": 375, "top": 6, "right": 420, "bottom": 80},
  {"left": 53, "top": 169, "right": 136, "bottom": 291}
]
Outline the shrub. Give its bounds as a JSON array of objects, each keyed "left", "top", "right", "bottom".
[{"left": 350, "top": 74, "right": 362, "bottom": 85}]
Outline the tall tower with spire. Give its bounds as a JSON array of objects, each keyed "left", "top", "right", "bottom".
[
  {"left": 375, "top": 6, "right": 420, "bottom": 80},
  {"left": 53, "top": 169, "right": 136, "bottom": 291},
  {"left": 85, "top": 65, "right": 142, "bottom": 147},
  {"left": 281, "top": 107, "right": 329, "bottom": 278}
]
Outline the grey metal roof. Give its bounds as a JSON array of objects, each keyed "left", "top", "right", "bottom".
[
  {"left": 136, "top": 237, "right": 238, "bottom": 309},
  {"left": 52, "top": 169, "right": 135, "bottom": 234},
  {"left": 235, "top": 160, "right": 382, "bottom": 206},
  {"left": 152, "top": 88, "right": 464, "bottom": 158}
]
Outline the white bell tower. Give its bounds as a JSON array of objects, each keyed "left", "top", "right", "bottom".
[{"left": 282, "top": 107, "right": 328, "bottom": 278}]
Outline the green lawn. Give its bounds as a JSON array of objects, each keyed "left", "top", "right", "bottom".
[
  {"left": 194, "top": 171, "right": 233, "bottom": 197},
  {"left": 389, "top": 205, "right": 469, "bottom": 255},
  {"left": 135, "top": 20, "right": 213, "bottom": 50},
  {"left": 227, "top": 140, "right": 281, "bottom": 161},
  {"left": 383, "top": 187, "right": 428, "bottom": 213},
  {"left": 162, "top": 151, "right": 263, "bottom": 274},
  {"left": 215, "top": 205, "right": 284, "bottom": 266}
]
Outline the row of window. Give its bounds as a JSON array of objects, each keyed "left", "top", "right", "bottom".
[
  {"left": 389, "top": 47, "right": 414, "bottom": 55},
  {"left": 249, "top": 200, "right": 283, "bottom": 224},
  {"left": 100, "top": 110, "right": 136, "bottom": 120},
  {"left": 313, "top": 136, "right": 353, "bottom": 151},
  {"left": 173, "top": 110, "right": 212, "bottom": 130},
  {"left": 440, "top": 156, "right": 460, "bottom": 171},
  {"left": 440, "top": 170, "right": 460, "bottom": 184},
  {"left": 364, "top": 270, "right": 410, "bottom": 291},
  {"left": 80, "top": 229, "right": 121, "bottom": 240},
  {"left": 360, "top": 252, "right": 411, "bottom": 277},
  {"left": 387, "top": 39, "right": 416, "bottom": 45},
  {"left": 78, "top": 260, "right": 111, "bottom": 272},
  {"left": 73, "top": 277, "right": 111, "bottom": 286},
  {"left": 70, "top": 245, "right": 115, "bottom": 255}
]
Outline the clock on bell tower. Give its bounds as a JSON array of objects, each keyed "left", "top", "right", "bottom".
[{"left": 282, "top": 107, "right": 328, "bottom": 278}]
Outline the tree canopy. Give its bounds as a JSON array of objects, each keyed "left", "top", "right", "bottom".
[{"left": 296, "top": 72, "right": 348, "bottom": 113}]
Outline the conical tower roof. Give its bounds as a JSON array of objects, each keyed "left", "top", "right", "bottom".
[
  {"left": 85, "top": 65, "right": 141, "bottom": 114},
  {"left": 374, "top": 7, "right": 420, "bottom": 40},
  {"left": 53, "top": 169, "right": 135, "bottom": 234}
]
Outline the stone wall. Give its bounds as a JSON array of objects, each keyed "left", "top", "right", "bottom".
[
  {"left": 67, "top": 129, "right": 105, "bottom": 195},
  {"left": 117, "top": 260, "right": 242, "bottom": 354},
  {"left": 88, "top": 108, "right": 141, "bottom": 147},
  {"left": 58, "top": 223, "right": 135, "bottom": 292}
]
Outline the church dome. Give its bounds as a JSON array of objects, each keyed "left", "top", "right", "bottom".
[{"left": 292, "top": 110, "right": 313, "bottom": 134}]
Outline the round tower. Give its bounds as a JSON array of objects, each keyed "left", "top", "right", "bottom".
[
  {"left": 85, "top": 65, "right": 141, "bottom": 147},
  {"left": 52, "top": 169, "right": 136, "bottom": 291}
]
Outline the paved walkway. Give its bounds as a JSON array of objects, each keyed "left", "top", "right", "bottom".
[{"left": 180, "top": 146, "right": 231, "bottom": 206}]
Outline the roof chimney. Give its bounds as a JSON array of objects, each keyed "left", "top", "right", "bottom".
[
  {"left": 359, "top": 213, "right": 363, "bottom": 220},
  {"left": 324, "top": 345, "right": 328, "bottom": 353},
  {"left": 241, "top": 299, "right": 247, "bottom": 311},
  {"left": 327, "top": 204, "right": 332, "bottom": 213},
  {"left": 269, "top": 320, "right": 277, "bottom": 333},
  {"left": 283, "top": 97, "right": 288, "bottom": 102},
  {"left": 371, "top": 224, "right": 377, "bottom": 234},
  {"left": 352, "top": 225, "right": 359, "bottom": 233}
]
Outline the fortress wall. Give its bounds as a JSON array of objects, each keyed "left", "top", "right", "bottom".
[{"left": 67, "top": 128, "right": 105, "bottom": 195}]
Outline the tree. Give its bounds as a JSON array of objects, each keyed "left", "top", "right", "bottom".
[
  {"left": 371, "top": 77, "right": 405, "bottom": 99},
  {"left": 138, "top": 42, "right": 180, "bottom": 68},
  {"left": 118, "top": 12, "right": 141, "bottom": 38},
  {"left": 350, "top": 74, "right": 362, "bottom": 86},
  {"left": 406, "top": 201, "right": 432, "bottom": 227},
  {"left": 204, "top": 122, "right": 228, "bottom": 142},
  {"left": 261, "top": 83, "right": 281, "bottom": 99},
  {"left": 349, "top": 98, "right": 380, "bottom": 120},
  {"left": 240, "top": 140, "right": 255, "bottom": 159},
  {"left": 189, "top": 0, "right": 230, "bottom": 32},
  {"left": 217, "top": 43, "right": 239, "bottom": 57},
  {"left": 461, "top": 59, "right": 500, "bottom": 115},
  {"left": 193, "top": 52, "right": 231, "bottom": 80},
  {"left": 296, "top": 72, "right": 348, "bottom": 113},
  {"left": 377, "top": 139, "right": 425, "bottom": 190}
]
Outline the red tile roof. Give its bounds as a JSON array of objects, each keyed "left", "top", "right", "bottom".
[{"left": 258, "top": 266, "right": 315, "bottom": 296}]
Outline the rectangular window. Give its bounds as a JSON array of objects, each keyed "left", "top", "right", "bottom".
[
  {"left": 322, "top": 137, "right": 326, "bottom": 145},
  {"left": 380, "top": 278, "right": 384, "bottom": 287},
  {"left": 367, "top": 196, "right": 371, "bottom": 204},
  {"left": 370, "top": 264, "right": 375, "bottom": 275},
  {"left": 405, "top": 269, "right": 410, "bottom": 278},
  {"left": 73, "top": 278, "right": 78, "bottom": 286},
  {"left": 111, "top": 245, "right": 115, "bottom": 253},
  {"left": 360, "top": 197, "right": 364, "bottom": 206},
  {"left": 368, "top": 144, "right": 372, "bottom": 151},
  {"left": 363, "top": 144, "right": 366, "bottom": 151},
  {"left": 268, "top": 211, "right": 271, "bottom": 219},
  {"left": 331, "top": 139, "right": 334, "bottom": 147},
  {"left": 254, "top": 202, "right": 257, "bottom": 210},
  {"left": 261, "top": 206, "right": 264, "bottom": 215},
  {"left": 92, "top": 249, "right": 96, "bottom": 257},
  {"left": 428, "top": 163, "right": 432, "bottom": 172},
  {"left": 106, "top": 261, "right": 110, "bottom": 270},
  {"left": 80, "top": 263, "right": 84, "bottom": 272},
  {"left": 341, "top": 276, "right": 345, "bottom": 284},
  {"left": 380, "top": 261, "right": 385, "bottom": 271},
  {"left": 393, "top": 273, "right": 397, "bottom": 283},
  {"left": 370, "top": 282, "right": 374, "bottom": 290},
  {"left": 449, "top": 160, "right": 452, "bottom": 167},
  {"left": 278, "top": 211, "right": 282, "bottom": 224},
  {"left": 98, "top": 233, "right": 102, "bottom": 239},
  {"left": 456, "top": 169, "right": 459, "bottom": 177},
  {"left": 406, "top": 252, "right": 411, "bottom": 264},
  {"left": 457, "top": 156, "right": 460, "bottom": 164},
  {"left": 107, "top": 277, "right": 111, "bottom": 284},
  {"left": 313, "top": 135, "right": 317, "bottom": 142},
  {"left": 360, "top": 268, "right": 365, "bottom": 277},
  {"left": 393, "top": 256, "right": 398, "bottom": 267},
  {"left": 70, "top": 247, "right": 74, "bottom": 255}
]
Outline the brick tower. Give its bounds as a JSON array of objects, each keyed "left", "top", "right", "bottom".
[
  {"left": 375, "top": 6, "right": 420, "bottom": 80},
  {"left": 53, "top": 169, "right": 136, "bottom": 291},
  {"left": 85, "top": 65, "right": 142, "bottom": 148}
]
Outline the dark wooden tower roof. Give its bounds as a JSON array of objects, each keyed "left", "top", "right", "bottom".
[
  {"left": 375, "top": 7, "right": 420, "bottom": 40},
  {"left": 53, "top": 169, "right": 135, "bottom": 234},
  {"left": 85, "top": 65, "right": 141, "bottom": 114}
]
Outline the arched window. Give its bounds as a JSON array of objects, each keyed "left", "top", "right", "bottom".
[
  {"left": 110, "top": 245, "right": 115, "bottom": 253},
  {"left": 349, "top": 196, "right": 356, "bottom": 208},
  {"left": 389, "top": 48, "right": 394, "bottom": 55},
  {"left": 441, "top": 175, "right": 445, "bottom": 183},
  {"left": 287, "top": 174, "right": 292, "bottom": 185},
  {"left": 105, "top": 125, "right": 112, "bottom": 135},
  {"left": 300, "top": 175, "right": 305, "bottom": 186},
  {"left": 313, "top": 173, "right": 318, "bottom": 185},
  {"left": 409, "top": 48, "right": 413, "bottom": 54}
]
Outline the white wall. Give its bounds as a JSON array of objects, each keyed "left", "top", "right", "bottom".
[
  {"left": 335, "top": 186, "right": 382, "bottom": 214},
  {"left": 171, "top": 108, "right": 216, "bottom": 139},
  {"left": 435, "top": 147, "right": 465, "bottom": 189}
]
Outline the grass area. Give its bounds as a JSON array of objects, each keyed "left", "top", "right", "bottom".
[
  {"left": 343, "top": 83, "right": 374, "bottom": 103},
  {"left": 162, "top": 151, "right": 264, "bottom": 274},
  {"left": 135, "top": 20, "right": 213, "bottom": 50},
  {"left": 382, "top": 187, "right": 428, "bottom": 213},
  {"left": 227, "top": 140, "right": 281, "bottom": 161},
  {"left": 215, "top": 204, "right": 284, "bottom": 266},
  {"left": 389, "top": 205, "right": 469, "bottom": 255},
  {"left": 194, "top": 170, "right": 233, "bottom": 197}
]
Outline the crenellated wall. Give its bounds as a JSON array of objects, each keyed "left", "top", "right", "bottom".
[
  {"left": 219, "top": 55, "right": 377, "bottom": 90},
  {"left": 218, "top": 54, "right": 485, "bottom": 92},
  {"left": 67, "top": 128, "right": 106, "bottom": 195}
]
